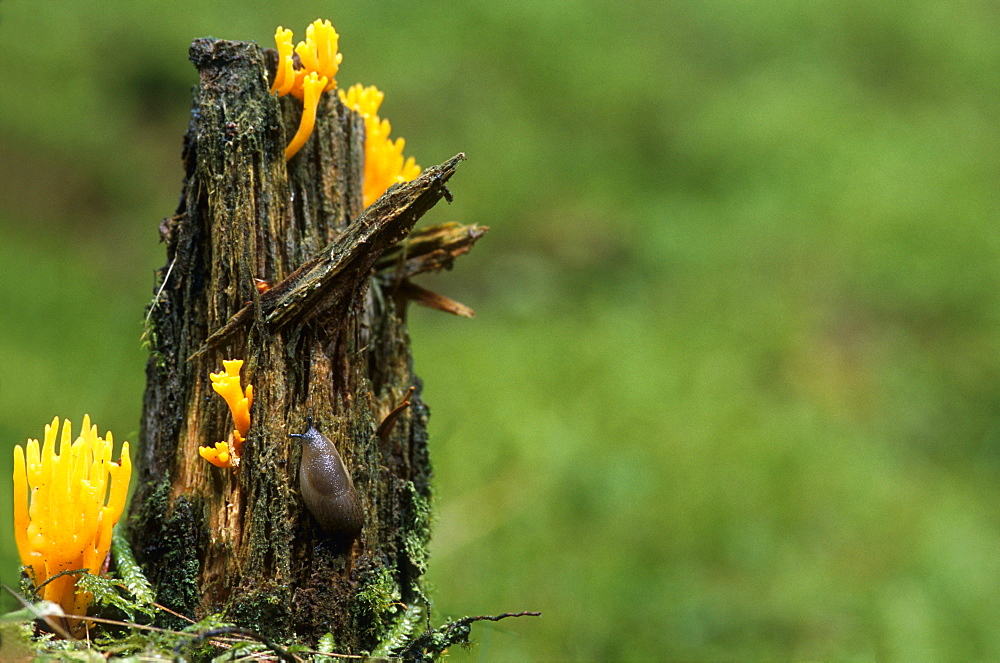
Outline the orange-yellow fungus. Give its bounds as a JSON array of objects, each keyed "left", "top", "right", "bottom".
[
  {"left": 339, "top": 83, "right": 384, "bottom": 118},
  {"left": 271, "top": 20, "right": 342, "bottom": 159},
  {"left": 270, "top": 27, "right": 298, "bottom": 97},
  {"left": 200, "top": 359, "right": 253, "bottom": 468},
  {"left": 339, "top": 83, "right": 422, "bottom": 207},
  {"left": 284, "top": 72, "right": 328, "bottom": 160},
  {"left": 198, "top": 441, "right": 232, "bottom": 468},
  {"left": 293, "top": 19, "right": 341, "bottom": 97},
  {"left": 12, "top": 416, "right": 131, "bottom": 636}
]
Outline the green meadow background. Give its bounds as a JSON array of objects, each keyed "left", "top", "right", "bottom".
[{"left": 2, "top": 2, "right": 999, "bottom": 659}]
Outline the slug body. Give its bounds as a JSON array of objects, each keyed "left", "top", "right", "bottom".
[{"left": 291, "top": 422, "right": 363, "bottom": 539}]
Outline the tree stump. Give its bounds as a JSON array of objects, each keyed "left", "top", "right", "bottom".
[{"left": 128, "top": 37, "right": 481, "bottom": 654}]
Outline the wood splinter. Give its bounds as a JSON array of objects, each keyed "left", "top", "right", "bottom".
[{"left": 377, "top": 386, "right": 416, "bottom": 443}]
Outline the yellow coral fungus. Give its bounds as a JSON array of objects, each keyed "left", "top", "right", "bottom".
[
  {"left": 339, "top": 83, "right": 422, "bottom": 207},
  {"left": 200, "top": 359, "right": 253, "bottom": 468},
  {"left": 198, "top": 441, "right": 232, "bottom": 468},
  {"left": 12, "top": 416, "right": 131, "bottom": 636},
  {"left": 294, "top": 19, "right": 341, "bottom": 96},
  {"left": 284, "top": 72, "right": 328, "bottom": 161},
  {"left": 271, "top": 19, "right": 342, "bottom": 159},
  {"left": 270, "top": 27, "right": 299, "bottom": 97}
]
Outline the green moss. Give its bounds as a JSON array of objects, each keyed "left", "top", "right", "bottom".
[
  {"left": 140, "top": 327, "right": 165, "bottom": 371},
  {"left": 372, "top": 603, "right": 423, "bottom": 658},
  {"left": 355, "top": 566, "right": 399, "bottom": 617},
  {"left": 315, "top": 632, "right": 338, "bottom": 662},
  {"left": 155, "top": 499, "right": 202, "bottom": 622},
  {"left": 402, "top": 481, "right": 433, "bottom": 577},
  {"left": 110, "top": 528, "right": 156, "bottom": 608},
  {"left": 172, "top": 613, "right": 239, "bottom": 661},
  {"left": 17, "top": 566, "right": 38, "bottom": 601},
  {"left": 77, "top": 569, "right": 156, "bottom": 623},
  {"left": 131, "top": 481, "right": 202, "bottom": 627},
  {"left": 228, "top": 584, "right": 291, "bottom": 638},
  {"left": 353, "top": 565, "right": 401, "bottom": 644}
]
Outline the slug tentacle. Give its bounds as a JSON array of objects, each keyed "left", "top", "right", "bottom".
[{"left": 291, "top": 420, "right": 363, "bottom": 539}]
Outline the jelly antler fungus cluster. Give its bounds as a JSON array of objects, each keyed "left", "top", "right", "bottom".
[
  {"left": 270, "top": 19, "right": 422, "bottom": 205},
  {"left": 270, "top": 19, "right": 342, "bottom": 160},
  {"left": 199, "top": 359, "right": 253, "bottom": 468},
  {"left": 12, "top": 416, "right": 131, "bottom": 636},
  {"left": 340, "top": 84, "right": 422, "bottom": 208}
]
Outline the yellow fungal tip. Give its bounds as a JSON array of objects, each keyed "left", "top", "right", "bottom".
[
  {"left": 340, "top": 83, "right": 422, "bottom": 207},
  {"left": 205, "top": 359, "right": 252, "bottom": 468},
  {"left": 272, "top": 19, "right": 343, "bottom": 159},
  {"left": 269, "top": 20, "right": 422, "bottom": 188},
  {"left": 199, "top": 441, "right": 233, "bottom": 468}
]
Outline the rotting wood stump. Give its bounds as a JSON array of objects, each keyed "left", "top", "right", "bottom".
[{"left": 127, "top": 37, "right": 485, "bottom": 653}]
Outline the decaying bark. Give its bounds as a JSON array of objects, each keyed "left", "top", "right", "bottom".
[{"left": 128, "top": 38, "right": 484, "bottom": 653}]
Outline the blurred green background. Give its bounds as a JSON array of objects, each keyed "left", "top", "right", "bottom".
[{"left": 2, "top": 1, "right": 999, "bottom": 658}]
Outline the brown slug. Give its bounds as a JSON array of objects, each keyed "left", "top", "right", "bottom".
[{"left": 290, "top": 419, "right": 363, "bottom": 539}]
